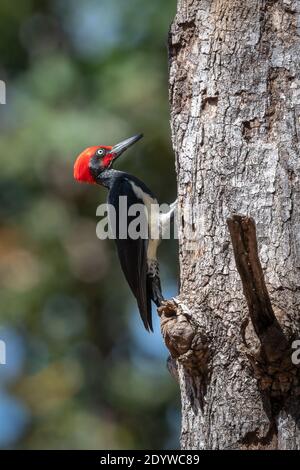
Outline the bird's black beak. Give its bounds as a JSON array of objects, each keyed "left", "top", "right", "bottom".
[{"left": 111, "top": 134, "right": 143, "bottom": 159}]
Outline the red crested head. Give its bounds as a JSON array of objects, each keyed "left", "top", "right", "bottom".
[
  {"left": 73, "top": 134, "right": 143, "bottom": 184},
  {"left": 73, "top": 145, "right": 113, "bottom": 184}
]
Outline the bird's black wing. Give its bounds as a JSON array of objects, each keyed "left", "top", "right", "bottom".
[{"left": 108, "top": 177, "right": 153, "bottom": 331}]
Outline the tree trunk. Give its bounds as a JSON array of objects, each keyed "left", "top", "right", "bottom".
[{"left": 162, "top": 0, "right": 300, "bottom": 450}]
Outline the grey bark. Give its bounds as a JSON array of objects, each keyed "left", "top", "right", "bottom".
[{"left": 162, "top": 0, "right": 300, "bottom": 450}]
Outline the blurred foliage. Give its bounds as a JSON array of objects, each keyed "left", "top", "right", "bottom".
[{"left": 0, "top": 0, "right": 179, "bottom": 450}]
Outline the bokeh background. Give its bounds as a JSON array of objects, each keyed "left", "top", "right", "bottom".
[{"left": 0, "top": 0, "right": 179, "bottom": 449}]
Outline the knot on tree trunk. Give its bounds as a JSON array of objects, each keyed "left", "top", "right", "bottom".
[{"left": 158, "top": 299, "right": 209, "bottom": 376}]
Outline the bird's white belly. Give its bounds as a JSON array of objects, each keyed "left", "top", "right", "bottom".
[
  {"left": 128, "top": 180, "right": 160, "bottom": 263},
  {"left": 147, "top": 237, "right": 159, "bottom": 262}
]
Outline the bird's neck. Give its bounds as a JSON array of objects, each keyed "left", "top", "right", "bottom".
[{"left": 96, "top": 169, "right": 123, "bottom": 189}]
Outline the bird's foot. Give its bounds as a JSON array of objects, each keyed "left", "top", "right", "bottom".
[
  {"left": 159, "top": 199, "right": 178, "bottom": 239},
  {"left": 157, "top": 299, "right": 177, "bottom": 318}
]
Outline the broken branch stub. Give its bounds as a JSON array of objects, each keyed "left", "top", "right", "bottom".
[{"left": 227, "top": 214, "right": 289, "bottom": 363}]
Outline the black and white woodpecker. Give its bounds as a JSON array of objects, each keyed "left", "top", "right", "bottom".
[{"left": 74, "top": 134, "right": 176, "bottom": 331}]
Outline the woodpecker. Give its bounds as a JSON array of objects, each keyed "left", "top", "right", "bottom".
[{"left": 74, "top": 134, "right": 176, "bottom": 331}]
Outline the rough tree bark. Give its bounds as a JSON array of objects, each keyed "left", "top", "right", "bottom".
[{"left": 160, "top": 0, "right": 300, "bottom": 450}]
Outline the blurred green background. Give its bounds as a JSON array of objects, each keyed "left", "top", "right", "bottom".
[{"left": 0, "top": 0, "right": 179, "bottom": 449}]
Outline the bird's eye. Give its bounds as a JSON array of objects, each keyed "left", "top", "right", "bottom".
[{"left": 96, "top": 148, "right": 105, "bottom": 157}]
